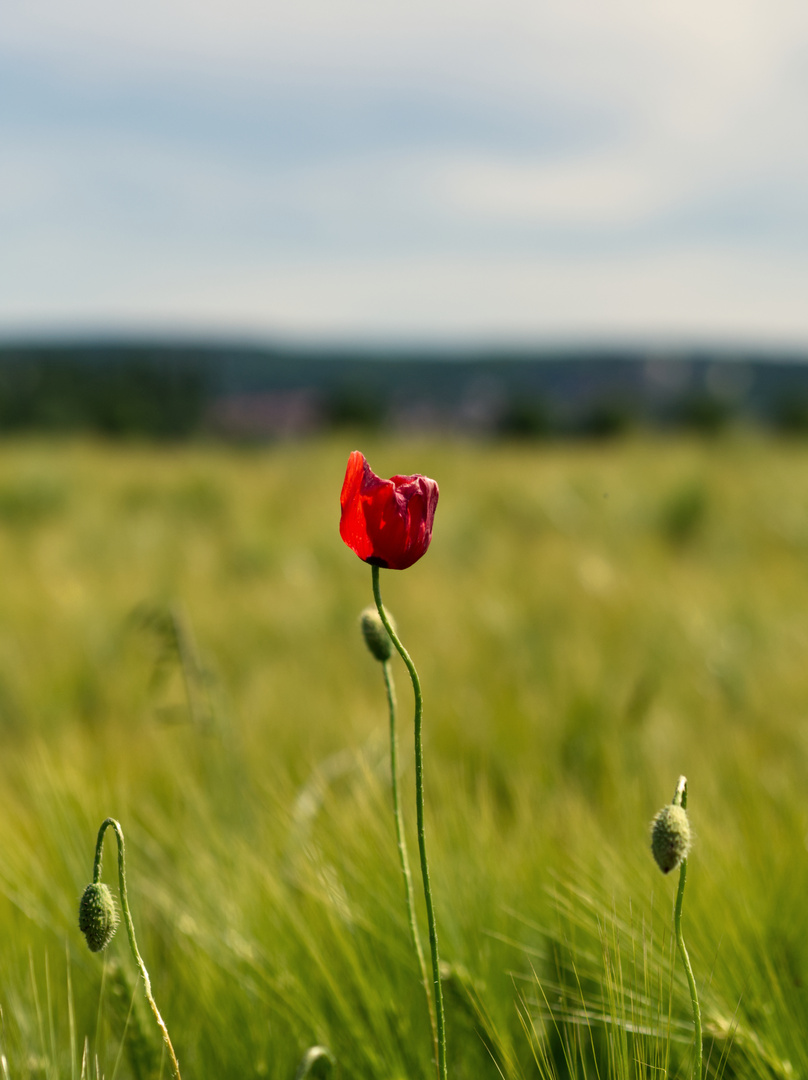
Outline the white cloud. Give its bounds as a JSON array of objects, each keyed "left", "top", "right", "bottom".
[
  {"left": 434, "top": 154, "right": 679, "bottom": 230},
  {"left": 5, "top": 0, "right": 807, "bottom": 107}
]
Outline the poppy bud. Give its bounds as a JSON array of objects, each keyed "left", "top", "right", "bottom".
[
  {"left": 340, "top": 451, "right": 439, "bottom": 571},
  {"left": 79, "top": 882, "right": 119, "bottom": 952},
  {"left": 650, "top": 803, "right": 692, "bottom": 874},
  {"left": 360, "top": 607, "right": 394, "bottom": 662}
]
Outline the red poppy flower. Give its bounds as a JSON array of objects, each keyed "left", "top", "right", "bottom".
[{"left": 340, "top": 451, "right": 439, "bottom": 570}]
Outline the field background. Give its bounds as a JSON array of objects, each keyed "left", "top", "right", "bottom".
[{"left": 0, "top": 433, "right": 806, "bottom": 1080}]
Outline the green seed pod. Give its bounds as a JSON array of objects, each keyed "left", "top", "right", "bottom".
[
  {"left": 360, "top": 608, "right": 393, "bottom": 663},
  {"left": 79, "top": 882, "right": 119, "bottom": 952},
  {"left": 650, "top": 803, "right": 692, "bottom": 874}
]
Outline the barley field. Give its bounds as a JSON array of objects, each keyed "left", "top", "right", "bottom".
[{"left": 0, "top": 432, "right": 806, "bottom": 1080}]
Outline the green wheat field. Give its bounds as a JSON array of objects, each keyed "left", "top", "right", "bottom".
[{"left": 0, "top": 432, "right": 806, "bottom": 1080}]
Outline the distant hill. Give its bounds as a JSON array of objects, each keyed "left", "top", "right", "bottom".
[{"left": 2, "top": 340, "right": 808, "bottom": 438}]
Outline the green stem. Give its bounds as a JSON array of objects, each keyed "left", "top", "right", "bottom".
[
  {"left": 672, "top": 780, "right": 702, "bottom": 1080},
  {"left": 381, "top": 657, "right": 439, "bottom": 1069},
  {"left": 372, "top": 565, "right": 447, "bottom": 1080},
  {"left": 93, "top": 818, "right": 182, "bottom": 1080},
  {"left": 293, "top": 1046, "right": 334, "bottom": 1079}
]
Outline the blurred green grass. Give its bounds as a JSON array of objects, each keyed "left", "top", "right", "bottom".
[{"left": 0, "top": 433, "right": 807, "bottom": 1079}]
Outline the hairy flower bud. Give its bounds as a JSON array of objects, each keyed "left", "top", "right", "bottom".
[
  {"left": 360, "top": 607, "right": 393, "bottom": 662},
  {"left": 79, "top": 882, "right": 119, "bottom": 952},
  {"left": 650, "top": 803, "right": 691, "bottom": 874}
]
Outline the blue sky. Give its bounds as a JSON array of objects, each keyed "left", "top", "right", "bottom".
[{"left": 3, "top": 0, "right": 808, "bottom": 345}]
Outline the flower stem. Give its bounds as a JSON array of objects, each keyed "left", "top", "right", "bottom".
[
  {"left": 671, "top": 780, "right": 702, "bottom": 1080},
  {"left": 381, "top": 655, "right": 439, "bottom": 1069},
  {"left": 92, "top": 818, "right": 182, "bottom": 1080},
  {"left": 293, "top": 1046, "right": 334, "bottom": 1079},
  {"left": 371, "top": 565, "right": 447, "bottom": 1080}
]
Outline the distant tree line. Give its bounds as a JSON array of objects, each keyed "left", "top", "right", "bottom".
[
  {"left": 0, "top": 348, "right": 206, "bottom": 437},
  {"left": 2, "top": 341, "right": 808, "bottom": 439}
]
